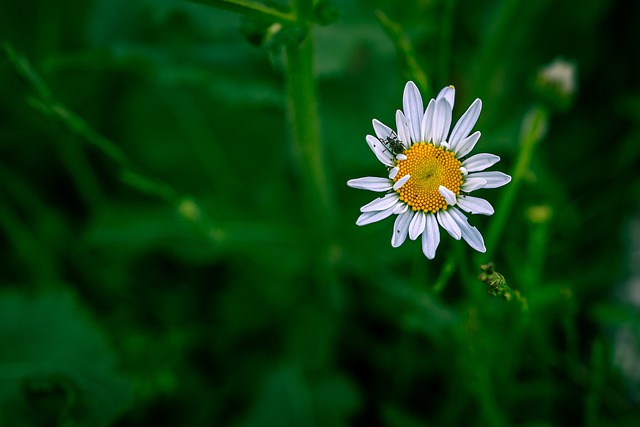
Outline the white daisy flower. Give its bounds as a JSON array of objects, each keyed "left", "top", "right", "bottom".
[{"left": 347, "top": 81, "right": 511, "bottom": 259}]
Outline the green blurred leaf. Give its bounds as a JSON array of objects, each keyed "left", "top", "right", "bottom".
[
  {"left": 234, "top": 366, "right": 359, "bottom": 427},
  {"left": 0, "top": 289, "right": 131, "bottom": 427}
]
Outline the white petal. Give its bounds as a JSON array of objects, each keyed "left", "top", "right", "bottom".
[
  {"left": 366, "top": 135, "right": 394, "bottom": 166},
  {"left": 460, "top": 167, "right": 468, "bottom": 175},
  {"left": 461, "top": 177, "right": 487, "bottom": 193},
  {"left": 388, "top": 167, "right": 399, "bottom": 179},
  {"left": 391, "top": 209, "right": 414, "bottom": 247},
  {"left": 360, "top": 193, "right": 400, "bottom": 212},
  {"left": 438, "top": 185, "right": 457, "bottom": 205},
  {"left": 408, "top": 210, "right": 426, "bottom": 240},
  {"left": 395, "top": 110, "right": 411, "bottom": 148},
  {"left": 449, "top": 208, "right": 486, "bottom": 253},
  {"left": 356, "top": 206, "right": 396, "bottom": 226},
  {"left": 467, "top": 171, "right": 512, "bottom": 189},
  {"left": 347, "top": 177, "right": 393, "bottom": 192},
  {"left": 431, "top": 98, "right": 452, "bottom": 146},
  {"left": 436, "top": 85, "right": 456, "bottom": 109},
  {"left": 456, "top": 195, "right": 494, "bottom": 215},
  {"left": 393, "top": 174, "right": 410, "bottom": 191},
  {"left": 463, "top": 225, "right": 486, "bottom": 253},
  {"left": 461, "top": 153, "right": 500, "bottom": 172},
  {"left": 421, "top": 213, "right": 440, "bottom": 259},
  {"left": 393, "top": 203, "right": 409, "bottom": 214},
  {"left": 449, "top": 99, "right": 482, "bottom": 149},
  {"left": 396, "top": 154, "right": 407, "bottom": 160},
  {"left": 421, "top": 99, "right": 436, "bottom": 143},
  {"left": 372, "top": 119, "right": 394, "bottom": 141},
  {"left": 403, "top": 81, "right": 424, "bottom": 143},
  {"left": 436, "top": 209, "right": 461, "bottom": 240},
  {"left": 453, "top": 131, "right": 481, "bottom": 158}
]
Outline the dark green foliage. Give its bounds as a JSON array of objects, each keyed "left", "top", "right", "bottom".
[
  {"left": 0, "top": 291, "right": 131, "bottom": 426},
  {"left": 1, "top": 0, "right": 639, "bottom": 426}
]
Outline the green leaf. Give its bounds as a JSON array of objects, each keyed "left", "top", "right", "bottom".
[
  {"left": 234, "top": 366, "right": 359, "bottom": 427},
  {"left": 188, "top": 0, "right": 295, "bottom": 25},
  {"left": 0, "top": 289, "right": 131, "bottom": 427}
]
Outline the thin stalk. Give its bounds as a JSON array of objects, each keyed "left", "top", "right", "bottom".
[
  {"left": 375, "top": 10, "right": 431, "bottom": 94},
  {"left": 432, "top": 243, "right": 475, "bottom": 296},
  {"left": 283, "top": 4, "right": 333, "bottom": 224},
  {"left": 471, "top": 0, "right": 523, "bottom": 93},
  {"left": 483, "top": 105, "right": 548, "bottom": 256},
  {"left": 4, "top": 42, "right": 231, "bottom": 245},
  {"left": 473, "top": 367, "right": 509, "bottom": 427},
  {"left": 432, "top": 257, "right": 456, "bottom": 295},
  {"left": 0, "top": 195, "right": 58, "bottom": 283},
  {"left": 522, "top": 206, "right": 551, "bottom": 288},
  {"left": 284, "top": 0, "right": 340, "bottom": 310},
  {"left": 28, "top": 98, "right": 133, "bottom": 170},
  {"left": 585, "top": 340, "right": 605, "bottom": 427},
  {"left": 56, "top": 136, "right": 107, "bottom": 212},
  {"left": 188, "top": 0, "right": 296, "bottom": 24}
]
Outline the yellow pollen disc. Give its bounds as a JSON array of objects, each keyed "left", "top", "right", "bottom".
[{"left": 393, "top": 142, "right": 463, "bottom": 213}]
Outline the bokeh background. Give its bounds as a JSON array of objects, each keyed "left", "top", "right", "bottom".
[{"left": 1, "top": 0, "right": 640, "bottom": 425}]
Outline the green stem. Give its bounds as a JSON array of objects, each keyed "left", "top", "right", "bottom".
[
  {"left": 28, "top": 98, "right": 133, "bottom": 169},
  {"left": 0, "top": 193, "right": 58, "bottom": 283},
  {"left": 188, "top": 0, "right": 296, "bottom": 24},
  {"left": 432, "top": 257, "right": 456, "bottom": 295},
  {"left": 375, "top": 10, "right": 431, "bottom": 94},
  {"left": 473, "top": 367, "right": 509, "bottom": 427},
  {"left": 283, "top": 0, "right": 341, "bottom": 310},
  {"left": 4, "top": 42, "right": 231, "bottom": 247},
  {"left": 56, "top": 136, "right": 107, "bottom": 212},
  {"left": 2, "top": 42, "right": 52, "bottom": 101},
  {"left": 522, "top": 209, "right": 551, "bottom": 288},
  {"left": 483, "top": 105, "right": 549, "bottom": 256},
  {"left": 471, "top": 0, "right": 523, "bottom": 93},
  {"left": 585, "top": 340, "right": 605, "bottom": 427},
  {"left": 283, "top": 1, "right": 333, "bottom": 224}
]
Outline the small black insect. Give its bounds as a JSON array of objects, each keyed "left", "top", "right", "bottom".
[{"left": 378, "top": 130, "right": 405, "bottom": 156}]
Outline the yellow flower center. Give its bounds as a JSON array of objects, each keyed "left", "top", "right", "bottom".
[{"left": 393, "top": 142, "right": 463, "bottom": 213}]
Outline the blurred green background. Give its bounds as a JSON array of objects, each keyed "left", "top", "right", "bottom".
[{"left": 1, "top": 0, "right": 640, "bottom": 425}]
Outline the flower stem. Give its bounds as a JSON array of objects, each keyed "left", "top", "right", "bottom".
[
  {"left": 375, "top": 10, "right": 431, "bottom": 94},
  {"left": 283, "top": 1, "right": 333, "bottom": 224},
  {"left": 283, "top": 0, "right": 342, "bottom": 310},
  {"left": 432, "top": 257, "right": 456, "bottom": 295},
  {"left": 471, "top": 0, "right": 523, "bottom": 92},
  {"left": 0, "top": 173, "right": 58, "bottom": 283},
  {"left": 188, "top": 0, "right": 296, "bottom": 24},
  {"left": 483, "top": 105, "right": 549, "bottom": 255}
]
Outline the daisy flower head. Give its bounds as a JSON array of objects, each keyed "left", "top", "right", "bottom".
[{"left": 347, "top": 81, "right": 511, "bottom": 259}]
